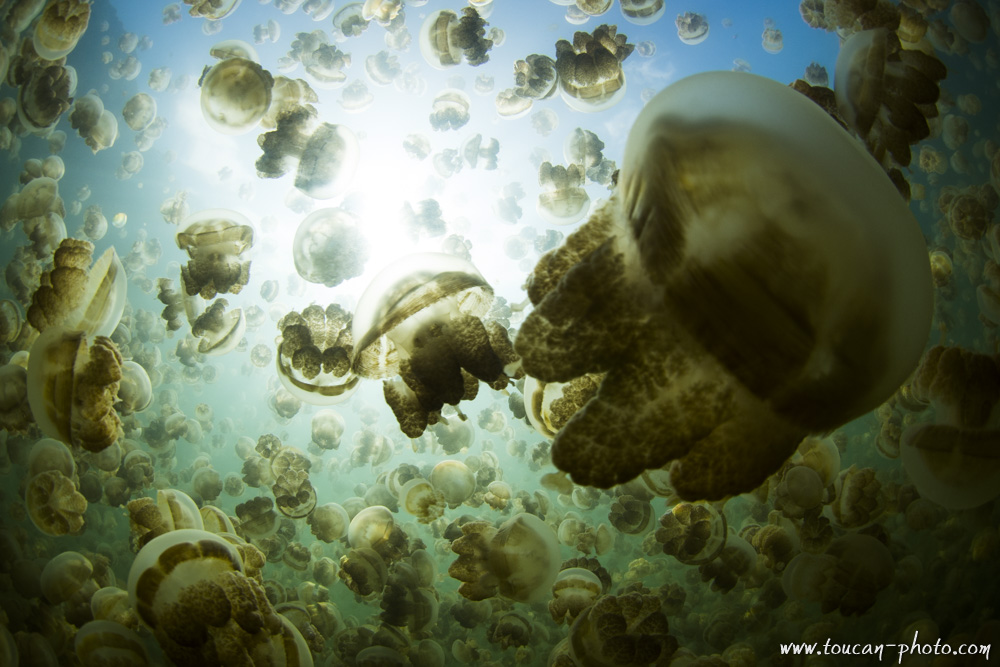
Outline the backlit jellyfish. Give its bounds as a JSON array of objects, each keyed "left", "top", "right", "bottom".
[
  {"left": 514, "top": 72, "right": 933, "bottom": 500},
  {"left": 900, "top": 346, "right": 1000, "bottom": 509},
  {"left": 122, "top": 93, "right": 156, "bottom": 131},
  {"left": 366, "top": 50, "right": 401, "bottom": 86},
  {"left": 108, "top": 55, "right": 142, "bottom": 81},
  {"left": 419, "top": 7, "right": 494, "bottom": 69},
  {"left": 26, "top": 326, "right": 123, "bottom": 452},
  {"left": 27, "top": 238, "right": 126, "bottom": 337},
  {"left": 175, "top": 208, "right": 254, "bottom": 299},
  {"left": 403, "top": 134, "right": 431, "bottom": 160},
  {"left": 577, "top": 0, "right": 611, "bottom": 16},
  {"left": 183, "top": 0, "right": 241, "bottom": 19},
  {"left": 351, "top": 253, "right": 521, "bottom": 437},
  {"left": 537, "top": 162, "right": 590, "bottom": 226},
  {"left": 531, "top": 108, "right": 559, "bottom": 137},
  {"left": 636, "top": 40, "right": 655, "bottom": 56},
  {"left": 950, "top": 0, "right": 989, "bottom": 42},
  {"left": 17, "top": 63, "right": 75, "bottom": 134},
  {"left": 549, "top": 567, "right": 602, "bottom": 625},
  {"left": 461, "top": 134, "right": 499, "bottom": 170},
  {"left": 449, "top": 513, "right": 560, "bottom": 602},
  {"left": 339, "top": 79, "right": 375, "bottom": 112},
  {"left": 293, "top": 208, "right": 368, "bottom": 286},
  {"left": 555, "top": 24, "right": 634, "bottom": 113},
  {"left": 311, "top": 409, "right": 346, "bottom": 450},
  {"left": 401, "top": 199, "right": 446, "bottom": 239},
  {"left": 199, "top": 56, "right": 274, "bottom": 135},
  {"left": 69, "top": 92, "right": 119, "bottom": 153},
  {"left": 276, "top": 303, "right": 360, "bottom": 405},
  {"left": 255, "top": 104, "right": 360, "bottom": 200},
  {"left": 118, "top": 31, "right": 139, "bottom": 53},
  {"left": 762, "top": 26, "right": 783, "bottom": 53},
  {"left": 115, "top": 151, "right": 144, "bottom": 180},
  {"left": 253, "top": 19, "right": 281, "bottom": 44},
  {"left": 190, "top": 298, "right": 246, "bottom": 356},
  {"left": 834, "top": 28, "right": 945, "bottom": 170},
  {"left": 285, "top": 31, "right": 351, "bottom": 89},
  {"left": 783, "top": 534, "right": 893, "bottom": 615},
  {"left": 333, "top": 2, "right": 370, "bottom": 37},
  {"left": 620, "top": 0, "right": 664, "bottom": 25},
  {"left": 804, "top": 61, "right": 828, "bottom": 87},
  {"left": 304, "top": 0, "right": 335, "bottom": 20},
  {"left": 429, "top": 88, "right": 471, "bottom": 131},
  {"left": 33, "top": 0, "right": 91, "bottom": 60},
  {"left": 148, "top": 66, "right": 171, "bottom": 91},
  {"left": 676, "top": 12, "right": 709, "bottom": 45}
]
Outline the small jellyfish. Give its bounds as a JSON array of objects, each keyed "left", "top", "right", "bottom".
[
  {"left": 293, "top": 208, "right": 368, "bottom": 287},
  {"left": 200, "top": 56, "right": 274, "bottom": 135},
  {"left": 762, "top": 26, "right": 783, "bottom": 53},
  {"left": 122, "top": 93, "right": 156, "bottom": 131},
  {"left": 537, "top": 162, "right": 589, "bottom": 226},
  {"left": 676, "top": 12, "right": 709, "bottom": 45},
  {"left": 429, "top": 88, "right": 471, "bottom": 131}
]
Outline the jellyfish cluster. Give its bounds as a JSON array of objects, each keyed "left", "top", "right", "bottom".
[{"left": 1, "top": 0, "right": 1000, "bottom": 666}]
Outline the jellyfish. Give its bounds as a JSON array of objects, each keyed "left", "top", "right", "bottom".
[
  {"left": 175, "top": 208, "right": 254, "bottom": 299},
  {"left": 27, "top": 470, "right": 88, "bottom": 536},
  {"left": 537, "top": 162, "right": 590, "bottom": 226},
  {"left": 253, "top": 19, "right": 281, "bottom": 44},
  {"left": 448, "top": 513, "right": 560, "bottom": 602},
  {"left": 32, "top": 0, "right": 91, "bottom": 60},
  {"left": 308, "top": 502, "right": 350, "bottom": 542},
  {"left": 351, "top": 253, "right": 521, "bottom": 437},
  {"left": 555, "top": 24, "right": 634, "bottom": 113},
  {"left": 17, "top": 63, "right": 75, "bottom": 134},
  {"left": 676, "top": 12, "right": 709, "bottom": 45},
  {"left": 115, "top": 360, "right": 152, "bottom": 415},
  {"left": 762, "top": 26, "right": 783, "bottom": 53},
  {"left": 200, "top": 56, "right": 275, "bottom": 135},
  {"left": 276, "top": 303, "right": 360, "bottom": 405},
  {"left": 834, "top": 28, "right": 946, "bottom": 169},
  {"left": 419, "top": 7, "right": 493, "bottom": 69},
  {"left": 620, "top": 0, "right": 664, "bottom": 25},
  {"left": 514, "top": 71, "right": 932, "bottom": 500},
  {"left": 190, "top": 298, "right": 246, "bottom": 356},
  {"left": 900, "top": 345, "right": 1000, "bottom": 509},
  {"left": 494, "top": 88, "right": 533, "bottom": 119},
  {"left": 286, "top": 31, "right": 352, "bottom": 89},
  {"left": 122, "top": 93, "right": 156, "bottom": 132},
  {"left": 256, "top": 104, "right": 360, "bottom": 200},
  {"left": 183, "top": 0, "right": 241, "bottom": 19},
  {"left": 429, "top": 88, "right": 471, "bottom": 131}
]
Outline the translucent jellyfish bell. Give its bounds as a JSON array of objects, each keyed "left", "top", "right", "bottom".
[
  {"left": 554, "top": 24, "right": 634, "bottom": 113},
  {"left": 276, "top": 304, "right": 360, "bottom": 405},
  {"left": 176, "top": 208, "right": 254, "bottom": 299},
  {"left": 122, "top": 93, "right": 156, "bottom": 131},
  {"left": 199, "top": 57, "right": 274, "bottom": 135},
  {"left": 293, "top": 208, "right": 368, "bottom": 286},
  {"left": 419, "top": 8, "right": 494, "bottom": 70},
  {"left": 620, "top": 0, "right": 665, "bottom": 25},
  {"left": 515, "top": 71, "right": 933, "bottom": 500},
  {"left": 33, "top": 0, "right": 92, "bottom": 60}
]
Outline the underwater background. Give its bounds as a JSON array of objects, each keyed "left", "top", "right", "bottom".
[{"left": 1, "top": 0, "right": 999, "bottom": 665}]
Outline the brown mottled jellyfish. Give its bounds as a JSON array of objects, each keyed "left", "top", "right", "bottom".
[
  {"left": 276, "top": 303, "right": 360, "bottom": 405},
  {"left": 199, "top": 55, "right": 274, "bottom": 134},
  {"left": 834, "top": 27, "right": 946, "bottom": 170},
  {"left": 514, "top": 71, "right": 932, "bottom": 500},
  {"left": 26, "top": 326, "right": 123, "bottom": 453},
  {"left": 351, "top": 253, "right": 521, "bottom": 437},
  {"left": 900, "top": 345, "right": 1000, "bottom": 510},
  {"left": 17, "top": 63, "right": 76, "bottom": 134},
  {"left": 255, "top": 104, "right": 359, "bottom": 200},
  {"left": 175, "top": 208, "right": 254, "bottom": 299},
  {"left": 419, "top": 7, "right": 494, "bottom": 70},
  {"left": 555, "top": 24, "right": 634, "bottom": 112}
]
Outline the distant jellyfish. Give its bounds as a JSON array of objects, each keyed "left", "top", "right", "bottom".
[
  {"left": 339, "top": 79, "right": 375, "bottom": 112},
  {"left": 175, "top": 208, "right": 254, "bottom": 299},
  {"left": 495, "top": 88, "right": 533, "bottom": 119},
  {"left": 429, "top": 88, "right": 471, "bottom": 131},
  {"left": 333, "top": 2, "right": 370, "bottom": 37},
  {"left": 950, "top": 0, "right": 989, "bottom": 42},
  {"left": 366, "top": 50, "right": 402, "bottom": 86},
  {"left": 555, "top": 24, "right": 634, "bottom": 112},
  {"left": 118, "top": 32, "right": 139, "bottom": 53},
  {"left": 122, "top": 93, "right": 156, "bottom": 131},
  {"left": 419, "top": 7, "right": 494, "bottom": 69},
  {"left": 185, "top": 0, "right": 241, "bottom": 19},
  {"left": 577, "top": 0, "right": 612, "bottom": 16},
  {"left": 294, "top": 208, "right": 369, "bottom": 286},
  {"left": 253, "top": 19, "right": 281, "bottom": 44},
  {"left": 636, "top": 40, "right": 656, "bottom": 56},
  {"left": 82, "top": 205, "right": 108, "bottom": 241},
  {"left": 537, "top": 162, "right": 589, "bottom": 226},
  {"left": 804, "top": 62, "right": 828, "bottom": 87},
  {"left": 676, "top": 12, "right": 709, "bottom": 45},
  {"left": 148, "top": 67, "right": 171, "bottom": 91},
  {"left": 762, "top": 26, "right": 783, "bottom": 53},
  {"left": 199, "top": 56, "right": 274, "bottom": 135},
  {"left": 531, "top": 108, "right": 559, "bottom": 137},
  {"left": 620, "top": 0, "right": 664, "bottom": 25}
]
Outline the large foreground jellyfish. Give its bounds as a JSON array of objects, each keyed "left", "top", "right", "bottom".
[
  {"left": 514, "top": 71, "right": 932, "bottom": 500},
  {"left": 352, "top": 253, "right": 521, "bottom": 437}
]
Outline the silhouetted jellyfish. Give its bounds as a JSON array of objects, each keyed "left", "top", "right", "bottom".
[
  {"left": 577, "top": 0, "right": 612, "bottom": 17},
  {"left": 256, "top": 104, "right": 360, "bottom": 199},
  {"left": 351, "top": 253, "right": 520, "bottom": 437},
  {"left": 514, "top": 72, "right": 933, "bottom": 500},
  {"left": 33, "top": 0, "right": 91, "bottom": 60},
  {"left": 804, "top": 61, "right": 829, "bottom": 87},
  {"left": 333, "top": 2, "right": 370, "bottom": 37},
  {"left": 176, "top": 208, "right": 254, "bottom": 299},
  {"left": 555, "top": 24, "right": 634, "bottom": 112},
  {"left": 276, "top": 303, "right": 360, "bottom": 405},
  {"left": 190, "top": 298, "right": 246, "bottom": 356},
  {"left": 620, "top": 0, "right": 664, "bottom": 25},
  {"left": 419, "top": 7, "right": 494, "bottom": 69},
  {"left": 676, "top": 12, "right": 709, "bottom": 44},
  {"left": 429, "top": 88, "right": 471, "bottom": 131},
  {"left": 27, "top": 238, "right": 126, "bottom": 338},
  {"left": 285, "top": 30, "right": 351, "bottom": 89},
  {"left": 834, "top": 28, "right": 945, "bottom": 170},
  {"left": 199, "top": 56, "right": 274, "bottom": 135},
  {"left": 537, "top": 162, "right": 589, "bottom": 226}
]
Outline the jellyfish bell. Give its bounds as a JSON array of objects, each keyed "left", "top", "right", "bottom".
[
  {"left": 620, "top": 0, "right": 665, "bottom": 25},
  {"left": 516, "top": 70, "right": 933, "bottom": 500},
  {"left": 122, "top": 93, "right": 156, "bottom": 132},
  {"left": 199, "top": 56, "right": 274, "bottom": 135}
]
